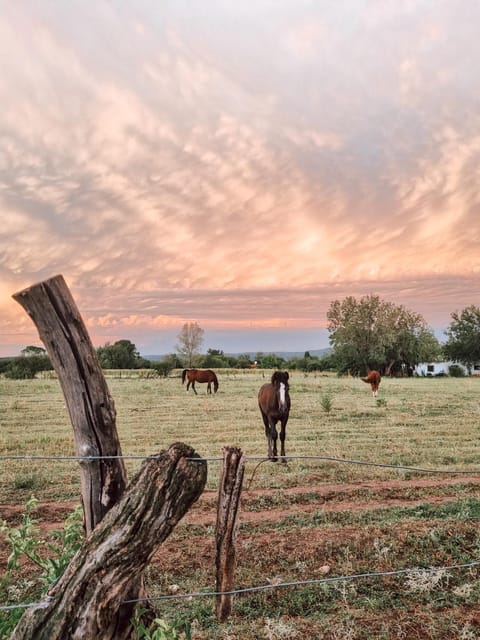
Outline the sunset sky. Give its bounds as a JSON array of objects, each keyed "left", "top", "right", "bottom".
[{"left": 1, "top": 1, "right": 480, "bottom": 357}]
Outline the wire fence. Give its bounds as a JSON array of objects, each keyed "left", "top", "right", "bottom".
[
  {"left": 2, "top": 559, "right": 480, "bottom": 612},
  {"left": 1, "top": 451, "right": 480, "bottom": 474},
  {"left": 1, "top": 449, "right": 479, "bottom": 615}
]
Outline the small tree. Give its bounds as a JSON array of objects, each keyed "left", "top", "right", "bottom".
[
  {"left": 256, "top": 353, "right": 286, "bottom": 369},
  {"left": 4, "top": 354, "right": 53, "bottom": 379},
  {"left": 175, "top": 322, "right": 204, "bottom": 367},
  {"left": 97, "top": 339, "right": 143, "bottom": 369},
  {"left": 21, "top": 345, "right": 47, "bottom": 357},
  {"left": 150, "top": 354, "right": 180, "bottom": 377},
  {"left": 444, "top": 305, "right": 480, "bottom": 372}
]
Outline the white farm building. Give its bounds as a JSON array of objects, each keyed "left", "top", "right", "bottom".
[{"left": 415, "top": 361, "right": 480, "bottom": 376}]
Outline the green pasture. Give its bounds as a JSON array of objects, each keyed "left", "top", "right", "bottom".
[{"left": 1, "top": 370, "right": 480, "bottom": 503}]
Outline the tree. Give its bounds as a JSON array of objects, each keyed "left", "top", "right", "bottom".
[
  {"left": 4, "top": 355, "right": 53, "bottom": 379},
  {"left": 151, "top": 353, "right": 181, "bottom": 377},
  {"left": 327, "top": 294, "right": 440, "bottom": 375},
  {"left": 175, "top": 322, "right": 204, "bottom": 367},
  {"left": 97, "top": 339, "right": 144, "bottom": 369},
  {"left": 444, "top": 305, "right": 480, "bottom": 372},
  {"left": 21, "top": 345, "right": 47, "bottom": 357},
  {"left": 201, "top": 349, "right": 229, "bottom": 368},
  {"left": 256, "top": 353, "right": 286, "bottom": 369}
]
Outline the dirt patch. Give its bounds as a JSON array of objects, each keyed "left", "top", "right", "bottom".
[
  {"left": 2, "top": 475, "right": 479, "bottom": 638},
  {"left": 1, "top": 474, "right": 477, "bottom": 531}
]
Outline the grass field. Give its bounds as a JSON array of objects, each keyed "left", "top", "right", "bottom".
[{"left": 1, "top": 371, "right": 480, "bottom": 638}]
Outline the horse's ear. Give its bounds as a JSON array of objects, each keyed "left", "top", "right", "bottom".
[{"left": 284, "top": 371, "right": 289, "bottom": 380}]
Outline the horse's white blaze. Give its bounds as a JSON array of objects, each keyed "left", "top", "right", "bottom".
[{"left": 279, "top": 382, "right": 286, "bottom": 407}]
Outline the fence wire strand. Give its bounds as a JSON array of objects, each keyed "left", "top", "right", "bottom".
[
  {"left": 2, "top": 560, "right": 479, "bottom": 612},
  {"left": 1, "top": 450, "right": 479, "bottom": 614},
  {"left": 1, "top": 452, "right": 480, "bottom": 476}
]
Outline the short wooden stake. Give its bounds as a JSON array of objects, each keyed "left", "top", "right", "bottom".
[{"left": 215, "top": 446, "right": 245, "bottom": 622}]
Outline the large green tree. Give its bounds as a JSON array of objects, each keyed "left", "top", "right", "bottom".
[
  {"left": 175, "top": 322, "right": 204, "bottom": 367},
  {"left": 327, "top": 294, "right": 440, "bottom": 375},
  {"left": 97, "top": 339, "right": 146, "bottom": 369},
  {"left": 443, "top": 305, "right": 480, "bottom": 371}
]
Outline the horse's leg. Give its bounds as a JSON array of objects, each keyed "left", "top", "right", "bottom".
[
  {"left": 186, "top": 380, "right": 190, "bottom": 392},
  {"left": 207, "top": 382, "right": 211, "bottom": 394},
  {"left": 269, "top": 420, "right": 278, "bottom": 462},
  {"left": 192, "top": 381, "right": 197, "bottom": 395},
  {"left": 260, "top": 412, "right": 269, "bottom": 441},
  {"left": 279, "top": 419, "right": 287, "bottom": 462}
]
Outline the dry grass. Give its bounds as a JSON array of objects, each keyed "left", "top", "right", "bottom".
[
  {"left": 2, "top": 370, "right": 480, "bottom": 638},
  {"left": 1, "top": 370, "right": 480, "bottom": 500}
]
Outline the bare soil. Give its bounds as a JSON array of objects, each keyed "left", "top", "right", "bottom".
[
  {"left": 2, "top": 475, "right": 480, "bottom": 639},
  {"left": 2, "top": 475, "right": 478, "bottom": 555}
]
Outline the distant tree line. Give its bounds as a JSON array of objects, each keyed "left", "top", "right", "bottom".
[
  {"left": 0, "top": 346, "right": 53, "bottom": 380},
  {"left": 3, "top": 300, "right": 480, "bottom": 379}
]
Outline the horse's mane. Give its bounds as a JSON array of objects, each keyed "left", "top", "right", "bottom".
[{"left": 271, "top": 370, "right": 289, "bottom": 386}]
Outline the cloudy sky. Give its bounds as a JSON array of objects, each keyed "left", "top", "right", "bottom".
[{"left": 1, "top": 1, "right": 480, "bottom": 356}]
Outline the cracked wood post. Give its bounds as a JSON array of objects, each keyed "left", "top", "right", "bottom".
[
  {"left": 13, "top": 275, "right": 127, "bottom": 535},
  {"left": 12, "top": 442, "right": 207, "bottom": 640},
  {"left": 215, "top": 446, "right": 245, "bottom": 622}
]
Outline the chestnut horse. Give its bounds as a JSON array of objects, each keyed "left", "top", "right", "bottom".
[
  {"left": 361, "top": 370, "right": 381, "bottom": 396},
  {"left": 258, "top": 371, "right": 291, "bottom": 462},
  {"left": 182, "top": 368, "right": 219, "bottom": 394}
]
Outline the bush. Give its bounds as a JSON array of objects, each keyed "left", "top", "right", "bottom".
[
  {"left": 4, "top": 355, "right": 53, "bottom": 379},
  {"left": 448, "top": 364, "right": 466, "bottom": 377}
]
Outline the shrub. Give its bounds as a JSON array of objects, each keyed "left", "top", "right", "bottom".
[
  {"left": 320, "top": 394, "right": 333, "bottom": 412},
  {"left": 448, "top": 364, "right": 466, "bottom": 377},
  {"left": 4, "top": 355, "right": 53, "bottom": 379}
]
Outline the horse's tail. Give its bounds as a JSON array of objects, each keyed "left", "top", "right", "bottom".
[
  {"left": 213, "top": 372, "right": 219, "bottom": 393},
  {"left": 362, "top": 370, "right": 380, "bottom": 383},
  {"left": 181, "top": 369, "right": 188, "bottom": 384}
]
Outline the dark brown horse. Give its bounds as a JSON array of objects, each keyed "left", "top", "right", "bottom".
[
  {"left": 258, "top": 371, "right": 291, "bottom": 462},
  {"left": 361, "top": 370, "right": 381, "bottom": 396},
  {"left": 182, "top": 368, "right": 219, "bottom": 394}
]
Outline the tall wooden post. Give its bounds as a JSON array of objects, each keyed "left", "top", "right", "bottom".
[
  {"left": 215, "top": 446, "right": 245, "bottom": 621},
  {"left": 13, "top": 275, "right": 127, "bottom": 535}
]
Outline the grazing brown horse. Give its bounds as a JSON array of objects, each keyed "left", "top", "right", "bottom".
[
  {"left": 361, "top": 370, "right": 381, "bottom": 396},
  {"left": 182, "top": 368, "right": 219, "bottom": 394},
  {"left": 258, "top": 371, "right": 291, "bottom": 462}
]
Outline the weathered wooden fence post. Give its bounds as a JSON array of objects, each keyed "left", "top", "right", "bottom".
[
  {"left": 12, "top": 442, "right": 207, "bottom": 640},
  {"left": 11, "top": 276, "right": 208, "bottom": 638},
  {"left": 13, "top": 275, "right": 127, "bottom": 534},
  {"left": 215, "top": 446, "right": 245, "bottom": 622}
]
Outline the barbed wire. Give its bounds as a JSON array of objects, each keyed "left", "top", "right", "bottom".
[{"left": 2, "top": 560, "right": 479, "bottom": 612}]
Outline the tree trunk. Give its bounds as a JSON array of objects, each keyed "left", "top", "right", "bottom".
[
  {"left": 13, "top": 275, "right": 127, "bottom": 534},
  {"left": 12, "top": 442, "right": 207, "bottom": 640}
]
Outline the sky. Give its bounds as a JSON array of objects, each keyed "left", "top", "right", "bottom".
[{"left": 1, "top": 1, "right": 480, "bottom": 357}]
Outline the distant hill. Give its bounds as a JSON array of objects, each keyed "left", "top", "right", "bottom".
[{"left": 145, "top": 348, "right": 331, "bottom": 361}]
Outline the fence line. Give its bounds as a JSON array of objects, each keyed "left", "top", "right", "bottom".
[
  {"left": 2, "top": 451, "right": 479, "bottom": 618},
  {"left": 1, "top": 452, "right": 480, "bottom": 475},
  {"left": 2, "top": 559, "right": 479, "bottom": 612}
]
